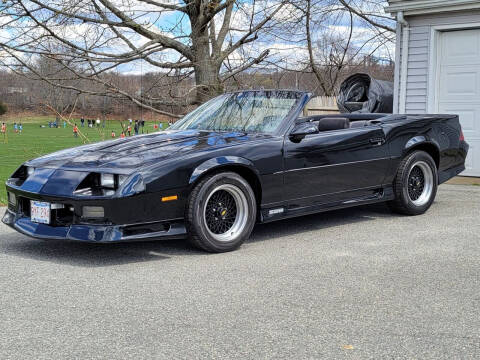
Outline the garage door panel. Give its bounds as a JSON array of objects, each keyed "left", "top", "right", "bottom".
[
  {"left": 438, "top": 29, "right": 480, "bottom": 177},
  {"left": 438, "top": 66, "right": 480, "bottom": 101},
  {"left": 443, "top": 71, "right": 477, "bottom": 95},
  {"left": 441, "top": 58, "right": 480, "bottom": 66},
  {"left": 437, "top": 106, "right": 480, "bottom": 137},
  {"left": 441, "top": 28, "right": 480, "bottom": 65}
]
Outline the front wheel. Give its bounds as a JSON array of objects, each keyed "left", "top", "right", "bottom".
[
  {"left": 186, "top": 172, "right": 257, "bottom": 252},
  {"left": 388, "top": 150, "right": 438, "bottom": 215}
]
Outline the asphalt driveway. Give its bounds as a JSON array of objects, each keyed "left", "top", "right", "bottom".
[{"left": 0, "top": 184, "right": 479, "bottom": 359}]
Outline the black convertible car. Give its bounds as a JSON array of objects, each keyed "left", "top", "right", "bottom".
[{"left": 3, "top": 90, "right": 469, "bottom": 252}]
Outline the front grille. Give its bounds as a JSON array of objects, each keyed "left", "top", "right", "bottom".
[
  {"left": 18, "top": 197, "right": 74, "bottom": 227},
  {"left": 19, "top": 197, "right": 31, "bottom": 217},
  {"left": 54, "top": 207, "right": 74, "bottom": 226}
]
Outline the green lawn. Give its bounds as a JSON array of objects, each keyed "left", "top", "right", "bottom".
[{"left": 0, "top": 116, "right": 169, "bottom": 204}]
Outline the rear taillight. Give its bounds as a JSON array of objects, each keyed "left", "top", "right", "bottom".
[{"left": 460, "top": 129, "right": 465, "bottom": 142}]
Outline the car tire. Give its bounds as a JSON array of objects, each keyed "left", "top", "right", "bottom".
[
  {"left": 388, "top": 150, "right": 438, "bottom": 215},
  {"left": 185, "top": 172, "right": 257, "bottom": 252}
]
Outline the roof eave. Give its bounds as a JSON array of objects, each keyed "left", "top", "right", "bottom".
[{"left": 385, "top": 0, "right": 480, "bottom": 16}]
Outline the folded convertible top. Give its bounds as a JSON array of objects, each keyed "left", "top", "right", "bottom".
[{"left": 337, "top": 73, "right": 394, "bottom": 114}]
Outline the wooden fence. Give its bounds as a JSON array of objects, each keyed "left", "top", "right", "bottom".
[{"left": 304, "top": 96, "right": 340, "bottom": 115}]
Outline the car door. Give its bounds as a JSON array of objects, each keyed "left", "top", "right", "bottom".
[{"left": 283, "top": 123, "right": 390, "bottom": 208}]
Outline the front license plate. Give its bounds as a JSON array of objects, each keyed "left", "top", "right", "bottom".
[{"left": 31, "top": 201, "right": 51, "bottom": 224}]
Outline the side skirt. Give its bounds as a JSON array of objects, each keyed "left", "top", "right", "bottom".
[{"left": 260, "top": 186, "right": 395, "bottom": 223}]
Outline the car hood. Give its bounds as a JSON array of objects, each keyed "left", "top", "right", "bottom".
[{"left": 26, "top": 129, "right": 272, "bottom": 173}]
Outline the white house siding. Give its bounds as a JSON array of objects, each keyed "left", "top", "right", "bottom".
[{"left": 396, "top": 10, "right": 480, "bottom": 114}]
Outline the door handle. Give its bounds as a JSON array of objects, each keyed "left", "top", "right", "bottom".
[{"left": 369, "top": 138, "right": 385, "bottom": 146}]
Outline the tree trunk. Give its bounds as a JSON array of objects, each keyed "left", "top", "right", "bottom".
[
  {"left": 194, "top": 62, "right": 223, "bottom": 103},
  {"left": 192, "top": 29, "right": 223, "bottom": 104}
]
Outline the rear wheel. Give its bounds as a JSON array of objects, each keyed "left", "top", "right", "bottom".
[
  {"left": 186, "top": 172, "right": 257, "bottom": 252},
  {"left": 388, "top": 150, "right": 438, "bottom": 215}
]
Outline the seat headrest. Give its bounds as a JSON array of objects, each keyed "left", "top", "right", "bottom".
[{"left": 317, "top": 117, "right": 350, "bottom": 132}]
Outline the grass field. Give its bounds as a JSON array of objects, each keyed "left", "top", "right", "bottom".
[{"left": 0, "top": 116, "right": 169, "bottom": 205}]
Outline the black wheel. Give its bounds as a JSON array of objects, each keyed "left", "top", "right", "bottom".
[
  {"left": 185, "top": 172, "right": 257, "bottom": 252},
  {"left": 388, "top": 150, "right": 438, "bottom": 215}
]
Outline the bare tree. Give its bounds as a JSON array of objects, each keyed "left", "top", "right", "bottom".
[
  {"left": 338, "top": 0, "right": 395, "bottom": 33},
  {"left": 34, "top": 56, "right": 81, "bottom": 114},
  {"left": 305, "top": 0, "right": 355, "bottom": 96},
  {"left": 302, "top": 0, "right": 394, "bottom": 96},
  {"left": 0, "top": 0, "right": 289, "bottom": 116},
  {"left": 0, "top": 0, "right": 396, "bottom": 116}
]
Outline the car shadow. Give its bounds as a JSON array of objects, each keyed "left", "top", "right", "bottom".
[
  {"left": 249, "top": 202, "right": 394, "bottom": 243},
  {"left": 0, "top": 203, "right": 395, "bottom": 267},
  {"left": 0, "top": 235, "right": 203, "bottom": 268}
]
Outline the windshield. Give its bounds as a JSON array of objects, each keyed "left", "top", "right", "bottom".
[{"left": 170, "top": 91, "right": 302, "bottom": 133}]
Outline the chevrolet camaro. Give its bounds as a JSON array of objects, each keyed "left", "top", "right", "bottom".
[{"left": 3, "top": 90, "right": 469, "bottom": 252}]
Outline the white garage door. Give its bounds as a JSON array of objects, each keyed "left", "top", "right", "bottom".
[{"left": 437, "top": 29, "right": 480, "bottom": 177}]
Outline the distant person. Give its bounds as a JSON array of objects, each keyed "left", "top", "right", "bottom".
[
  {"left": 13, "top": 122, "right": 17, "bottom": 133},
  {"left": 120, "top": 132, "right": 126, "bottom": 138},
  {"left": 63, "top": 120, "right": 66, "bottom": 128},
  {"left": 73, "top": 124, "right": 78, "bottom": 138},
  {"left": 140, "top": 120, "right": 145, "bottom": 134},
  {"left": 159, "top": 123, "right": 163, "bottom": 130},
  {"left": 96, "top": 118, "right": 100, "bottom": 128},
  {"left": 128, "top": 118, "right": 132, "bottom": 125},
  {"left": 111, "top": 131, "right": 116, "bottom": 138},
  {"left": 153, "top": 123, "right": 158, "bottom": 130},
  {"left": 127, "top": 124, "right": 132, "bottom": 136},
  {"left": 18, "top": 123, "right": 22, "bottom": 133},
  {"left": 80, "top": 117, "right": 85, "bottom": 127},
  {"left": 1, "top": 122, "right": 6, "bottom": 136},
  {"left": 134, "top": 120, "right": 139, "bottom": 135}
]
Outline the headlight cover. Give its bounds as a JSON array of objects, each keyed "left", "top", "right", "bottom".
[
  {"left": 100, "top": 173, "right": 129, "bottom": 189},
  {"left": 100, "top": 173, "right": 115, "bottom": 188},
  {"left": 26, "top": 167, "right": 35, "bottom": 177},
  {"left": 7, "top": 165, "right": 35, "bottom": 186},
  {"left": 74, "top": 173, "right": 131, "bottom": 197}
]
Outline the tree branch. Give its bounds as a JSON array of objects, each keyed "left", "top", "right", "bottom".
[{"left": 338, "top": 0, "right": 395, "bottom": 33}]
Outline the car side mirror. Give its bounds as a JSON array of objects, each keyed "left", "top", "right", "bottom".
[{"left": 289, "top": 122, "right": 318, "bottom": 142}]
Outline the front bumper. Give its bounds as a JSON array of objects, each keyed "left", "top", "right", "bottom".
[
  {"left": 2, "top": 208, "right": 187, "bottom": 243},
  {"left": 3, "top": 181, "right": 189, "bottom": 242}
]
